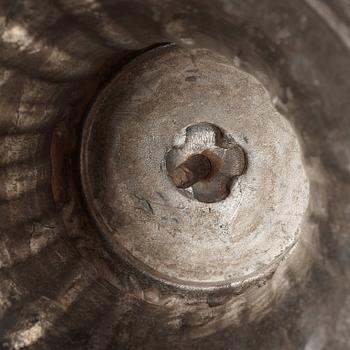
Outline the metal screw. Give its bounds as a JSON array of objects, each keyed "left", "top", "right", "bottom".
[{"left": 171, "top": 154, "right": 211, "bottom": 189}]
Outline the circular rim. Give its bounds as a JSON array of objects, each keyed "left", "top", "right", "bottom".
[{"left": 79, "top": 44, "right": 308, "bottom": 292}]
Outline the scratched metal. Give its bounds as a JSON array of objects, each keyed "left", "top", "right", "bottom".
[
  {"left": 0, "top": 1, "right": 349, "bottom": 349},
  {"left": 81, "top": 46, "right": 309, "bottom": 285}
]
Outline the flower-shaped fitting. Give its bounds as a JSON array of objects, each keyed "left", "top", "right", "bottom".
[{"left": 166, "top": 122, "right": 246, "bottom": 203}]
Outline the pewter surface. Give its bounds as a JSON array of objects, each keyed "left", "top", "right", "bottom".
[
  {"left": 1, "top": 1, "right": 350, "bottom": 348},
  {"left": 81, "top": 47, "right": 310, "bottom": 284}
]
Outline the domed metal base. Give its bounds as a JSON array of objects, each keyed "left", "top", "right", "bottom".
[
  {"left": 80, "top": 45, "right": 309, "bottom": 286},
  {"left": 1, "top": 1, "right": 350, "bottom": 349}
]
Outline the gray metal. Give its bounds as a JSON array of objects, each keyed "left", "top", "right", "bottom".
[
  {"left": 80, "top": 45, "right": 308, "bottom": 288},
  {"left": 0, "top": 1, "right": 349, "bottom": 350}
]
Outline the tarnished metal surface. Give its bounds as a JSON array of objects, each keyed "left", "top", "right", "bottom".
[
  {"left": 0, "top": 0, "right": 349, "bottom": 349},
  {"left": 81, "top": 46, "right": 309, "bottom": 287}
]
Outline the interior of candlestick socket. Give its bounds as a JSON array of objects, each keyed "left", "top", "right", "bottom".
[
  {"left": 80, "top": 45, "right": 310, "bottom": 287},
  {"left": 1, "top": 1, "right": 350, "bottom": 348}
]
